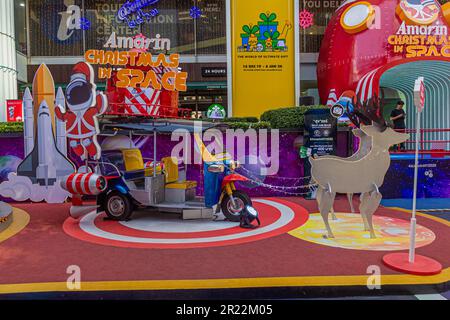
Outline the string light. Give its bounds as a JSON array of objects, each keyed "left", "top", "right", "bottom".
[
  {"left": 237, "top": 166, "right": 317, "bottom": 196},
  {"left": 238, "top": 166, "right": 312, "bottom": 181}
]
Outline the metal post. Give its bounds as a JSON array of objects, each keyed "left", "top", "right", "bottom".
[
  {"left": 153, "top": 130, "right": 157, "bottom": 177},
  {"left": 129, "top": 131, "right": 132, "bottom": 149},
  {"left": 26, "top": 0, "right": 31, "bottom": 59},
  {"left": 421, "top": 128, "right": 424, "bottom": 152},
  {"left": 225, "top": 0, "right": 233, "bottom": 117},
  {"left": 84, "top": 149, "right": 89, "bottom": 173},
  {"left": 184, "top": 131, "right": 188, "bottom": 175},
  {"left": 192, "top": 0, "right": 198, "bottom": 58},
  {"left": 294, "top": 0, "right": 301, "bottom": 106},
  {"left": 409, "top": 109, "right": 421, "bottom": 263}
]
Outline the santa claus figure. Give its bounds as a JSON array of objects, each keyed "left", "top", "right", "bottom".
[{"left": 56, "top": 62, "right": 107, "bottom": 160}]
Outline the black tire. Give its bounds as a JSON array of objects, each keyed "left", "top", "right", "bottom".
[
  {"left": 105, "top": 191, "right": 133, "bottom": 221},
  {"left": 221, "top": 190, "right": 252, "bottom": 222}
]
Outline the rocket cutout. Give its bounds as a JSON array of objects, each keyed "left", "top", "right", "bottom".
[
  {"left": 55, "top": 87, "right": 68, "bottom": 155},
  {"left": 17, "top": 64, "right": 75, "bottom": 186}
]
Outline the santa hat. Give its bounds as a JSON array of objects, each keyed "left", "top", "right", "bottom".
[
  {"left": 326, "top": 89, "right": 338, "bottom": 107},
  {"left": 70, "top": 62, "right": 94, "bottom": 83}
]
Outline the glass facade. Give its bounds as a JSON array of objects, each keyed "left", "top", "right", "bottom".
[
  {"left": 14, "top": 1, "right": 27, "bottom": 55},
  {"left": 299, "top": 1, "right": 345, "bottom": 102},
  {"left": 180, "top": 89, "right": 227, "bottom": 113},
  {"left": 299, "top": 0, "right": 344, "bottom": 53},
  {"left": 22, "top": 0, "right": 347, "bottom": 107},
  {"left": 29, "top": 0, "right": 84, "bottom": 56},
  {"left": 26, "top": 1, "right": 343, "bottom": 56},
  {"left": 195, "top": 0, "right": 226, "bottom": 54},
  {"left": 28, "top": 0, "right": 226, "bottom": 57}
]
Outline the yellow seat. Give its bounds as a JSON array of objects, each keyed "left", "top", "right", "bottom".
[
  {"left": 122, "top": 149, "right": 161, "bottom": 177},
  {"left": 162, "top": 156, "right": 197, "bottom": 190},
  {"left": 123, "top": 149, "right": 145, "bottom": 171},
  {"left": 162, "top": 156, "right": 179, "bottom": 183},
  {"left": 165, "top": 181, "right": 198, "bottom": 190}
]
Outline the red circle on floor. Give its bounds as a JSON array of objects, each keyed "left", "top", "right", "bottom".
[
  {"left": 382, "top": 252, "right": 443, "bottom": 276},
  {"left": 63, "top": 198, "right": 309, "bottom": 249}
]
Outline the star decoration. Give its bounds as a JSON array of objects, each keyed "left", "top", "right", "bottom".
[
  {"left": 190, "top": 6, "right": 202, "bottom": 19},
  {"left": 79, "top": 17, "right": 91, "bottom": 30}
]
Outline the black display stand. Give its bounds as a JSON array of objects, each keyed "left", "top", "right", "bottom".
[{"left": 303, "top": 109, "right": 337, "bottom": 199}]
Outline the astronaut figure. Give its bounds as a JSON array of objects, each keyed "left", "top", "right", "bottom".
[{"left": 55, "top": 62, "right": 108, "bottom": 160}]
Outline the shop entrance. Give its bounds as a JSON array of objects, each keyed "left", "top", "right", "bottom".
[
  {"left": 180, "top": 89, "right": 228, "bottom": 118},
  {"left": 378, "top": 59, "right": 450, "bottom": 152}
]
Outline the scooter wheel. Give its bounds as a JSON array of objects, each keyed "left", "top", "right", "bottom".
[
  {"left": 221, "top": 190, "right": 252, "bottom": 222},
  {"left": 105, "top": 191, "right": 133, "bottom": 221}
]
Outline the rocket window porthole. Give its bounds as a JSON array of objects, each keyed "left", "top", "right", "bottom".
[{"left": 340, "top": 1, "right": 375, "bottom": 34}]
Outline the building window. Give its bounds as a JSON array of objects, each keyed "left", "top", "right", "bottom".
[
  {"left": 180, "top": 89, "right": 226, "bottom": 113},
  {"left": 27, "top": 0, "right": 226, "bottom": 57},
  {"left": 28, "top": 0, "right": 84, "bottom": 56},
  {"left": 299, "top": 0, "right": 344, "bottom": 53},
  {"left": 141, "top": 0, "right": 196, "bottom": 54},
  {"left": 84, "top": 0, "right": 143, "bottom": 50},
  {"left": 196, "top": 0, "right": 226, "bottom": 55},
  {"left": 14, "top": 0, "right": 27, "bottom": 55}
]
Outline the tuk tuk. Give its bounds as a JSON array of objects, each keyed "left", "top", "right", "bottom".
[{"left": 94, "top": 120, "right": 254, "bottom": 222}]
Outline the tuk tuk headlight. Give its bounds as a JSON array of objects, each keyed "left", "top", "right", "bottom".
[
  {"left": 230, "top": 160, "right": 240, "bottom": 170},
  {"left": 207, "top": 164, "right": 225, "bottom": 173},
  {"left": 240, "top": 205, "right": 261, "bottom": 229},
  {"left": 245, "top": 205, "right": 258, "bottom": 218}
]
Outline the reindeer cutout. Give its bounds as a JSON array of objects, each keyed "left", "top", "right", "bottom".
[
  {"left": 319, "top": 127, "right": 372, "bottom": 217},
  {"left": 309, "top": 97, "right": 409, "bottom": 239}
]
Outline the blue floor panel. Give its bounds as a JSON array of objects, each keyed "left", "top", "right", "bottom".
[
  {"left": 381, "top": 198, "right": 450, "bottom": 210},
  {"left": 381, "top": 198, "right": 450, "bottom": 221}
]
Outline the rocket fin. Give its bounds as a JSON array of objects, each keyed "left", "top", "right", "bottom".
[
  {"left": 16, "top": 137, "right": 39, "bottom": 183},
  {"left": 54, "top": 146, "right": 76, "bottom": 178},
  {"left": 17, "top": 100, "right": 75, "bottom": 186}
]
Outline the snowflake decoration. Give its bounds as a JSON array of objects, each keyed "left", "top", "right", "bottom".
[
  {"left": 190, "top": 6, "right": 202, "bottom": 19},
  {"left": 79, "top": 17, "right": 91, "bottom": 30},
  {"left": 299, "top": 9, "right": 314, "bottom": 29}
]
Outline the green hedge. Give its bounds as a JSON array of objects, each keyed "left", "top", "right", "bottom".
[
  {"left": 260, "top": 105, "right": 329, "bottom": 129},
  {"left": 224, "top": 121, "right": 271, "bottom": 130},
  {"left": 0, "top": 122, "right": 24, "bottom": 133},
  {"left": 216, "top": 116, "right": 268, "bottom": 130},
  {"left": 222, "top": 117, "right": 259, "bottom": 123}
]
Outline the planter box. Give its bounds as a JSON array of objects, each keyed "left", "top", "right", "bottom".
[{"left": 0, "top": 132, "right": 23, "bottom": 138}]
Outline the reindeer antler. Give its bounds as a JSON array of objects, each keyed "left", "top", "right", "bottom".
[
  {"left": 349, "top": 94, "right": 388, "bottom": 131},
  {"left": 348, "top": 97, "right": 370, "bottom": 128}
]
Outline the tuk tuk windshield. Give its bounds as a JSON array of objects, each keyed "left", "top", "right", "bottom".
[{"left": 100, "top": 151, "right": 126, "bottom": 175}]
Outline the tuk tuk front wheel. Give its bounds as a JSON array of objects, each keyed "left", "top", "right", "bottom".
[
  {"left": 105, "top": 191, "right": 133, "bottom": 221},
  {"left": 221, "top": 190, "right": 252, "bottom": 222}
]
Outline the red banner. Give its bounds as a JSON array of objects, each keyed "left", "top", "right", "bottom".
[{"left": 6, "top": 100, "right": 23, "bottom": 122}]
